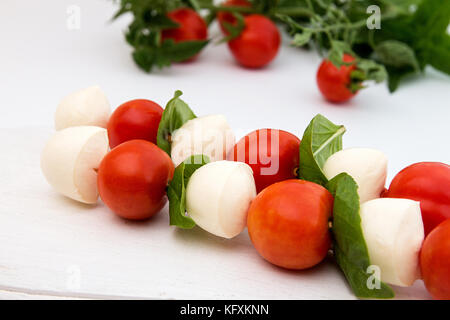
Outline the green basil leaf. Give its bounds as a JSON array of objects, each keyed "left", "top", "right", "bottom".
[
  {"left": 379, "top": 0, "right": 422, "bottom": 14},
  {"left": 132, "top": 39, "right": 209, "bottom": 72},
  {"left": 219, "top": 13, "right": 246, "bottom": 43},
  {"left": 292, "top": 30, "right": 313, "bottom": 47},
  {"left": 253, "top": 0, "right": 279, "bottom": 13},
  {"left": 354, "top": 59, "right": 388, "bottom": 84},
  {"left": 374, "top": 40, "right": 420, "bottom": 71},
  {"left": 412, "top": 0, "right": 450, "bottom": 40},
  {"left": 423, "top": 34, "right": 450, "bottom": 75},
  {"left": 182, "top": 0, "right": 201, "bottom": 11},
  {"left": 411, "top": 0, "right": 450, "bottom": 70},
  {"left": 298, "top": 114, "right": 346, "bottom": 187},
  {"left": 156, "top": 90, "right": 197, "bottom": 156},
  {"left": 167, "top": 155, "right": 210, "bottom": 229},
  {"left": 327, "top": 173, "right": 395, "bottom": 299},
  {"left": 386, "top": 66, "right": 416, "bottom": 92},
  {"left": 158, "top": 39, "right": 209, "bottom": 64},
  {"left": 328, "top": 41, "right": 354, "bottom": 68}
]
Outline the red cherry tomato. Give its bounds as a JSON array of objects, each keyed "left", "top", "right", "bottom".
[
  {"left": 162, "top": 8, "right": 208, "bottom": 61},
  {"left": 385, "top": 162, "right": 450, "bottom": 235},
  {"left": 217, "top": 0, "right": 251, "bottom": 33},
  {"left": 227, "top": 129, "right": 300, "bottom": 193},
  {"left": 420, "top": 219, "right": 450, "bottom": 300},
  {"left": 107, "top": 99, "right": 163, "bottom": 149},
  {"left": 247, "top": 179, "right": 333, "bottom": 270},
  {"left": 228, "top": 14, "right": 280, "bottom": 68},
  {"left": 316, "top": 53, "right": 358, "bottom": 103},
  {"left": 97, "top": 140, "right": 174, "bottom": 220}
]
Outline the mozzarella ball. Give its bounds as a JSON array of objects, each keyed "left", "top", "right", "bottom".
[
  {"left": 323, "top": 148, "right": 388, "bottom": 202},
  {"left": 55, "top": 86, "right": 110, "bottom": 130},
  {"left": 41, "top": 126, "right": 109, "bottom": 204},
  {"left": 186, "top": 161, "right": 256, "bottom": 238},
  {"left": 360, "top": 198, "right": 424, "bottom": 287},
  {"left": 170, "top": 115, "right": 235, "bottom": 167}
]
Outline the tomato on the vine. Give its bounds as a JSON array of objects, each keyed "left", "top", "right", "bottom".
[
  {"left": 217, "top": 0, "right": 251, "bottom": 33},
  {"left": 227, "top": 129, "right": 300, "bottom": 193},
  {"left": 97, "top": 140, "right": 174, "bottom": 220},
  {"left": 162, "top": 8, "right": 208, "bottom": 60},
  {"left": 247, "top": 179, "right": 333, "bottom": 270},
  {"left": 107, "top": 99, "right": 163, "bottom": 149},
  {"left": 420, "top": 219, "right": 450, "bottom": 300},
  {"left": 316, "top": 53, "right": 359, "bottom": 103},
  {"left": 384, "top": 162, "right": 450, "bottom": 235},
  {"left": 228, "top": 14, "right": 280, "bottom": 68}
]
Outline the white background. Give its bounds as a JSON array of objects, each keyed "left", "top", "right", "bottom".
[{"left": 0, "top": 0, "right": 448, "bottom": 299}]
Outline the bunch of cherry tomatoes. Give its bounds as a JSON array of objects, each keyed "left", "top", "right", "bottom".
[{"left": 161, "top": 0, "right": 356, "bottom": 103}]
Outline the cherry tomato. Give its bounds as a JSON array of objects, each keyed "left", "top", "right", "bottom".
[
  {"left": 107, "top": 99, "right": 163, "bottom": 149},
  {"left": 227, "top": 129, "right": 300, "bottom": 193},
  {"left": 97, "top": 140, "right": 174, "bottom": 220},
  {"left": 316, "top": 53, "right": 358, "bottom": 103},
  {"left": 247, "top": 179, "right": 333, "bottom": 270},
  {"left": 162, "top": 8, "right": 208, "bottom": 61},
  {"left": 420, "top": 219, "right": 450, "bottom": 300},
  {"left": 228, "top": 14, "right": 280, "bottom": 68},
  {"left": 385, "top": 162, "right": 450, "bottom": 235},
  {"left": 217, "top": 0, "right": 251, "bottom": 33}
]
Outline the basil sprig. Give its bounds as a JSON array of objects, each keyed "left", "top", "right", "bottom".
[
  {"left": 298, "top": 114, "right": 394, "bottom": 299},
  {"left": 298, "top": 114, "right": 346, "bottom": 187},
  {"left": 167, "top": 155, "right": 210, "bottom": 229},
  {"left": 156, "top": 90, "right": 196, "bottom": 155},
  {"left": 327, "top": 174, "right": 394, "bottom": 299}
]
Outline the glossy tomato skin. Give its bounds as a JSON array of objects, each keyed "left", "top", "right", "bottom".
[
  {"left": 316, "top": 53, "right": 357, "bottom": 103},
  {"left": 217, "top": 0, "right": 251, "bottom": 33},
  {"left": 161, "top": 8, "right": 208, "bottom": 61},
  {"left": 107, "top": 99, "right": 163, "bottom": 149},
  {"left": 385, "top": 162, "right": 450, "bottom": 235},
  {"left": 420, "top": 219, "right": 450, "bottom": 300},
  {"left": 227, "top": 129, "right": 300, "bottom": 193},
  {"left": 97, "top": 140, "right": 174, "bottom": 220},
  {"left": 228, "top": 15, "right": 280, "bottom": 68},
  {"left": 247, "top": 180, "right": 333, "bottom": 270}
]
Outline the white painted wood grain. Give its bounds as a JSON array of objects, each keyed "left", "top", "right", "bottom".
[{"left": 0, "top": 128, "right": 432, "bottom": 300}]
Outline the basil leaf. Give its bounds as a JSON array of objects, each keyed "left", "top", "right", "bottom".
[
  {"left": 412, "top": 0, "right": 450, "bottom": 41},
  {"left": 182, "top": 0, "right": 201, "bottom": 11},
  {"left": 219, "top": 13, "right": 246, "bottom": 43},
  {"left": 156, "top": 90, "right": 197, "bottom": 156},
  {"left": 426, "top": 35, "right": 450, "bottom": 75},
  {"left": 132, "top": 39, "right": 209, "bottom": 72},
  {"left": 386, "top": 66, "right": 416, "bottom": 92},
  {"left": 372, "top": 40, "right": 418, "bottom": 92},
  {"left": 298, "top": 114, "right": 346, "bottom": 187},
  {"left": 167, "top": 155, "right": 210, "bottom": 229},
  {"left": 292, "top": 30, "right": 313, "bottom": 47},
  {"left": 328, "top": 41, "right": 354, "bottom": 68},
  {"left": 374, "top": 40, "right": 420, "bottom": 71},
  {"left": 354, "top": 58, "right": 388, "bottom": 84},
  {"left": 411, "top": 0, "right": 450, "bottom": 71},
  {"left": 379, "top": 0, "right": 422, "bottom": 14},
  {"left": 327, "top": 173, "right": 395, "bottom": 299}
]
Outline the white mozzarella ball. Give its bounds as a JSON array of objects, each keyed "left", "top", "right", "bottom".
[
  {"left": 170, "top": 115, "right": 235, "bottom": 167},
  {"left": 360, "top": 198, "right": 424, "bottom": 287},
  {"left": 41, "top": 126, "right": 109, "bottom": 204},
  {"left": 323, "top": 148, "right": 388, "bottom": 202},
  {"left": 55, "top": 86, "right": 110, "bottom": 130},
  {"left": 186, "top": 161, "right": 256, "bottom": 238}
]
